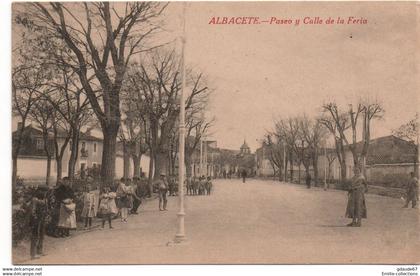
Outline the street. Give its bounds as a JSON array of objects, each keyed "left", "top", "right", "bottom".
[{"left": 22, "top": 179, "right": 419, "bottom": 264}]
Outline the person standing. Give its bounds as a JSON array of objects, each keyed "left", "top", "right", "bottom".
[
  {"left": 156, "top": 173, "right": 169, "bottom": 211},
  {"left": 345, "top": 167, "right": 368, "bottom": 227},
  {"left": 55, "top": 177, "right": 76, "bottom": 237},
  {"left": 206, "top": 176, "right": 213, "bottom": 195},
  {"left": 403, "top": 172, "right": 418, "bottom": 208},
  {"left": 130, "top": 177, "right": 143, "bottom": 214},
  {"left": 98, "top": 186, "right": 117, "bottom": 229},
  {"left": 116, "top": 178, "right": 130, "bottom": 222},
  {"left": 81, "top": 184, "right": 96, "bottom": 230},
  {"left": 305, "top": 172, "right": 312, "bottom": 189},
  {"left": 29, "top": 187, "right": 48, "bottom": 259},
  {"left": 241, "top": 169, "right": 247, "bottom": 183}
]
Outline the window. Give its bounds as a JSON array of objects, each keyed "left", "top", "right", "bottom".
[
  {"left": 36, "top": 139, "right": 44, "bottom": 150},
  {"left": 94, "top": 143, "right": 97, "bottom": 153},
  {"left": 81, "top": 142, "right": 86, "bottom": 151}
]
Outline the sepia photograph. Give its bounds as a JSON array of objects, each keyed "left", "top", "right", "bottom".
[{"left": 7, "top": 0, "right": 419, "bottom": 267}]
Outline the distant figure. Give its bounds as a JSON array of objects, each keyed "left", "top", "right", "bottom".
[
  {"left": 241, "top": 169, "right": 247, "bottom": 183},
  {"left": 205, "top": 176, "right": 213, "bottom": 195},
  {"left": 305, "top": 172, "right": 311, "bottom": 189},
  {"left": 29, "top": 187, "right": 48, "bottom": 259},
  {"left": 156, "top": 173, "right": 169, "bottom": 211},
  {"left": 403, "top": 172, "right": 418, "bottom": 208},
  {"left": 345, "top": 167, "right": 368, "bottom": 227}
]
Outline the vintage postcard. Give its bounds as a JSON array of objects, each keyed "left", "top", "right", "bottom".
[{"left": 8, "top": 1, "right": 419, "bottom": 266}]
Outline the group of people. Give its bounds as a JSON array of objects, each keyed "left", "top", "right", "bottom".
[
  {"left": 27, "top": 174, "right": 150, "bottom": 259},
  {"left": 345, "top": 168, "right": 418, "bottom": 227},
  {"left": 186, "top": 176, "right": 213, "bottom": 196}
]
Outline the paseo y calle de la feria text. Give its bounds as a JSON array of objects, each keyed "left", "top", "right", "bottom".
[{"left": 208, "top": 16, "right": 368, "bottom": 25}]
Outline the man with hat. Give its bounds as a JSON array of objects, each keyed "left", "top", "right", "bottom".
[{"left": 156, "top": 173, "right": 169, "bottom": 211}]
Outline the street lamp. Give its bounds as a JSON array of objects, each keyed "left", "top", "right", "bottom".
[{"left": 174, "top": 3, "right": 187, "bottom": 243}]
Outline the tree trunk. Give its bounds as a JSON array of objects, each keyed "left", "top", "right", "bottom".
[
  {"left": 12, "top": 121, "right": 26, "bottom": 186},
  {"left": 132, "top": 154, "right": 141, "bottom": 178},
  {"left": 68, "top": 130, "right": 79, "bottom": 180},
  {"left": 289, "top": 151, "right": 294, "bottom": 182},
  {"left": 154, "top": 149, "right": 168, "bottom": 178},
  {"left": 12, "top": 157, "right": 18, "bottom": 187},
  {"left": 46, "top": 156, "right": 51, "bottom": 186},
  {"left": 100, "top": 124, "right": 118, "bottom": 187},
  {"left": 312, "top": 152, "right": 319, "bottom": 186},
  {"left": 56, "top": 158, "right": 63, "bottom": 180},
  {"left": 123, "top": 142, "right": 130, "bottom": 180},
  {"left": 147, "top": 150, "right": 154, "bottom": 196}
]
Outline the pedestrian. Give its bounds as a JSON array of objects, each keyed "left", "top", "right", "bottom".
[
  {"left": 29, "top": 186, "right": 48, "bottom": 260},
  {"left": 345, "top": 167, "right": 368, "bottom": 227},
  {"left": 305, "top": 172, "right": 311, "bottom": 189},
  {"left": 130, "top": 177, "right": 143, "bottom": 214},
  {"left": 241, "top": 169, "right": 247, "bottom": 183},
  {"left": 45, "top": 185, "right": 59, "bottom": 237},
  {"left": 156, "top": 173, "right": 169, "bottom": 211},
  {"left": 98, "top": 186, "right": 117, "bottom": 229},
  {"left": 205, "top": 176, "right": 213, "bottom": 195},
  {"left": 192, "top": 176, "right": 199, "bottom": 195},
  {"left": 198, "top": 176, "right": 206, "bottom": 195},
  {"left": 55, "top": 177, "right": 76, "bottom": 237},
  {"left": 81, "top": 184, "right": 96, "bottom": 230},
  {"left": 116, "top": 178, "right": 130, "bottom": 223},
  {"left": 403, "top": 172, "right": 418, "bottom": 208}
]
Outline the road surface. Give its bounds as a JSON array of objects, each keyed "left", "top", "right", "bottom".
[{"left": 19, "top": 179, "right": 419, "bottom": 264}]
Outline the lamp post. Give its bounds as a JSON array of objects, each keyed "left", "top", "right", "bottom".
[{"left": 175, "top": 3, "right": 187, "bottom": 243}]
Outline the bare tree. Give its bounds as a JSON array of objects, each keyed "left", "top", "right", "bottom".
[
  {"left": 19, "top": 2, "right": 168, "bottom": 184},
  {"left": 300, "top": 116, "right": 328, "bottom": 186},
  {"left": 393, "top": 113, "right": 419, "bottom": 177}
]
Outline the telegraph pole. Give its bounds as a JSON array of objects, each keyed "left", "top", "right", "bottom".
[{"left": 175, "top": 3, "right": 187, "bottom": 243}]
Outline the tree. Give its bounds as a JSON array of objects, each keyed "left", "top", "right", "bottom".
[
  {"left": 29, "top": 98, "right": 55, "bottom": 185},
  {"left": 20, "top": 2, "right": 167, "bottom": 185},
  {"left": 321, "top": 102, "right": 350, "bottom": 180},
  {"left": 300, "top": 116, "right": 328, "bottom": 186},
  {"left": 393, "top": 113, "right": 419, "bottom": 177},
  {"left": 126, "top": 50, "right": 209, "bottom": 180}
]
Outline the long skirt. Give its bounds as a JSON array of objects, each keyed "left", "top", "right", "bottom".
[
  {"left": 345, "top": 188, "right": 367, "bottom": 219},
  {"left": 57, "top": 204, "right": 77, "bottom": 229}
]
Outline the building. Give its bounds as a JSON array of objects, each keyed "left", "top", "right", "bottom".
[
  {"left": 255, "top": 143, "right": 276, "bottom": 177},
  {"left": 317, "top": 135, "right": 418, "bottom": 188},
  {"left": 13, "top": 124, "right": 150, "bottom": 184}
]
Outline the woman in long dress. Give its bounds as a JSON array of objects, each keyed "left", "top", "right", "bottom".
[{"left": 345, "top": 167, "right": 368, "bottom": 227}]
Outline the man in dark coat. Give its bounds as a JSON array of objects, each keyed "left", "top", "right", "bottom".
[
  {"left": 345, "top": 167, "right": 368, "bottom": 227},
  {"left": 29, "top": 187, "right": 48, "bottom": 259},
  {"left": 305, "top": 172, "right": 312, "bottom": 189},
  {"left": 403, "top": 172, "right": 418, "bottom": 208},
  {"left": 241, "top": 169, "right": 247, "bottom": 183}
]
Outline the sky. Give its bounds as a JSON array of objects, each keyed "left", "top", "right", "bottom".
[
  {"left": 161, "top": 2, "right": 418, "bottom": 151},
  {"left": 11, "top": 2, "right": 419, "bottom": 152}
]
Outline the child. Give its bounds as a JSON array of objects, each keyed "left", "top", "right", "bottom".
[
  {"left": 57, "top": 198, "right": 76, "bottom": 236},
  {"left": 81, "top": 184, "right": 96, "bottom": 230},
  {"left": 116, "top": 178, "right": 130, "bottom": 222},
  {"left": 98, "top": 186, "right": 117, "bottom": 229}
]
